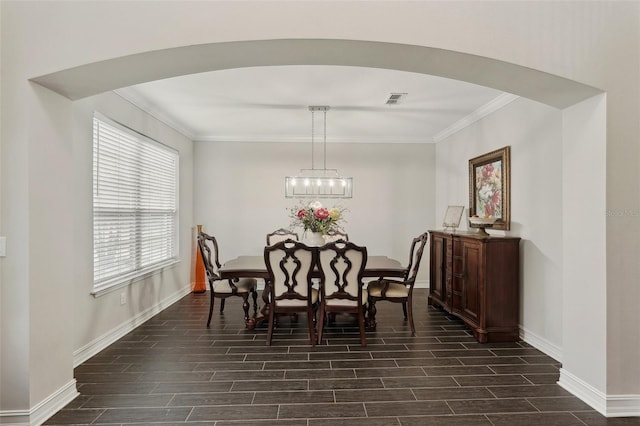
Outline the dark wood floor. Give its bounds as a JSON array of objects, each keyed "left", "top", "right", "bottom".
[{"left": 46, "top": 289, "right": 639, "bottom": 425}]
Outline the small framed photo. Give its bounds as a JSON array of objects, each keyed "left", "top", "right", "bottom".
[
  {"left": 469, "top": 146, "right": 511, "bottom": 230},
  {"left": 442, "top": 205, "right": 465, "bottom": 230}
]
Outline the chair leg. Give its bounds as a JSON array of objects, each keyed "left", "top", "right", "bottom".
[
  {"left": 251, "top": 290, "right": 258, "bottom": 316},
  {"left": 358, "top": 308, "right": 367, "bottom": 347},
  {"left": 207, "top": 288, "right": 215, "bottom": 328},
  {"left": 317, "top": 304, "right": 326, "bottom": 345},
  {"left": 266, "top": 305, "right": 275, "bottom": 346},
  {"left": 307, "top": 309, "right": 316, "bottom": 346},
  {"left": 367, "top": 298, "right": 377, "bottom": 330},
  {"left": 241, "top": 294, "right": 250, "bottom": 321},
  {"left": 402, "top": 301, "right": 408, "bottom": 320},
  {"left": 407, "top": 298, "right": 415, "bottom": 336},
  {"left": 220, "top": 298, "right": 225, "bottom": 313}
]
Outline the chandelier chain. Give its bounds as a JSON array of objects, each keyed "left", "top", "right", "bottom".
[
  {"left": 284, "top": 105, "right": 352, "bottom": 198},
  {"left": 323, "top": 110, "right": 327, "bottom": 170},
  {"left": 311, "top": 110, "right": 315, "bottom": 170}
]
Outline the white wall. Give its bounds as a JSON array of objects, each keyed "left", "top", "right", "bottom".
[
  {"left": 436, "top": 97, "right": 564, "bottom": 358},
  {"left": 194, "top": 141, "right": 435, "bottom": 279},
  {"left": 28, "top": 84, "right": 77, "bottom": 418},
  {"left": 71, "top": 92, "right": 195, "bottom": 358},
  {"left": 2, "top": 0, "right": 639, "bottom": 421},
  {"left": 560, "top": 95, "right": 608, "bottom": 407}
]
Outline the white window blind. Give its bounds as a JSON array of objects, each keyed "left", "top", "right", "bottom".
[{"left": 93, "top": 114, "right": 179, "bottom": 293}]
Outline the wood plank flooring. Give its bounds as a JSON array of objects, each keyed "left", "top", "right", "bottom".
[{"left": 45, "top": 289, "right": 639, "bottom": 425}]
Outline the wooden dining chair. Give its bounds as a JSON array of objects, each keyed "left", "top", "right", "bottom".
[
  {"left": 367, "top": 232, "right": 428, "bottom": 336},
  {"left": 323, "top": 230, "right": 349, "bottom": 243},
  {"left": 266, "top": 228, "right": 299, "bottom": 245},
  {"left": 197, "top": 231, "right": 258, "bottom": 328},
  {"left": 317, "top": 240, "right": 368, "bottom": 346},
  {"left": 263, "top": 239, "right": 319, "bottom": 345}
]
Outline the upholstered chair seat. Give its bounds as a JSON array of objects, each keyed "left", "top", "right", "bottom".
[
  {"left": 368, "top": 232, "right": 428, "bottom": 336},
  {"left": 324, "top": 289, "right": 368, "bottom": 307},
  {"left": 275, "top": 288, "right": 319, "bottom": 307},
  {"left": 367, "top": 282, "right": 408, "bottom": 298},
  {"left": 197, "top": 231, "right": 258, "bottom": 328},
  {"left": 264, "top": 239, "right": 318, "bottom": 346},
  {"left": 213, "top": 278, "right": 258, "bottom": 294},
  {"left": 317, "top": 240, "right": 368, "bottom": 347}
]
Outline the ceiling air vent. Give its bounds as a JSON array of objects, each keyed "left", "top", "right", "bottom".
[{"left": 385, "top": 93, "right": 407, "bottom": 105}]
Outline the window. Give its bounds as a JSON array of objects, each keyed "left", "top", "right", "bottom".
[{"left": 93, "top": 113, "right": 179, "bottom": 294}]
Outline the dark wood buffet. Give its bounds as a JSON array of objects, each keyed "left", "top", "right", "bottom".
[{"left": 428, "top": 230, "right": 521, "bottom": 343}]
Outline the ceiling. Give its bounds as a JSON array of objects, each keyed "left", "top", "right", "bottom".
[{"left": 115, "top": 65, "right": 507, "bottom": 144}]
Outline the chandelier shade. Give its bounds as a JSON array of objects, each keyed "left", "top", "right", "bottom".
[
  {"left": 285, "top": 106, "right": 353, "bottom": 199},
  {"left": 285, "top": 169, "right": 353, "bottom": 198}
]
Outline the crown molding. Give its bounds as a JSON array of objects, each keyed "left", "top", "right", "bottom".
[
  {"left": 115, "top": 88, "right": 519, "bottom": 145},
  {"left": 114, "top": 88, "right": 196, "bottom": 140},
  {"left": 432, "top": 93, "right": 520, "bottom": 143},
  {"left": 194, "top": 135, "right": 434, "bottom": 144}
]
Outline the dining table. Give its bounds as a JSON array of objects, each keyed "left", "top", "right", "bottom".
[{"left": 219, "top": 255, "right": 407, "bottom": 329}]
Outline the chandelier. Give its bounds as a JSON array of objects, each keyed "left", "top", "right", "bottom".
[{"left": 284, "top": 106, "right": 353, "bottom": 198}]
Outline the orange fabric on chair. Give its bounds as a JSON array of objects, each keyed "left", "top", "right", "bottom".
[{"left": 192, "top": 225, "right": 207, "bottom": 293}]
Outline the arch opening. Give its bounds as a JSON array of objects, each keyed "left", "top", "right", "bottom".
[{"left": 31, "top": 39, "right": 602, "bottom": 109}]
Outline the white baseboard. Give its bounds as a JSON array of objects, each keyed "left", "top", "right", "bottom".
[
  {"left": 73, "top": 285, "right": 192, "bottom": 367},
  {"left": 1, "top": 287, "right": 191, "bottom": 426},
  {"left": 559, "top": 368, "right": 608, "bottom": 415},
  {"left": 519, "top": 325, "right": 563, "bottom": 363},
  {"left": 0, "top": 379, "right": 78, "bottom": 426},
  {"left": 0, "top": 409, "right": 29, "bottom": 426},
  {"left": 604, "top": 394, "right": 640, "bottom": 417},
  {"left": 10, "top": 283, "right": 637, "bottom": 424},
  {"left": 559, "top": 368, "right": 640, "bottom": 417},
  {"left": 414, "top": 279, "right": 429, "bottom": 289}
]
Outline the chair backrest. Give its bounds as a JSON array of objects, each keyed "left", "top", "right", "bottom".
[
  {"left": 404, "top": 232, "right": 429, "bottom": 283},
  {"left": 266, "top": 228, "right": 299, "bottom": 245},
  {"left": 318, "top": 240, "right": 367, "bottom": 304},
  {"left": 324, "top": 230, "right": 349, "bottom": 243},
  {"left": 264, "top": 239, "right": 316, "bottom": 306},
  {"left": 197, "top": 231, "right": 222, "bottom": 281}
]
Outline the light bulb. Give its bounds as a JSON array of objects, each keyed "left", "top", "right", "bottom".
[
  {"left": 304, "top": 178, "right": 310, "bottom": 187},
  {"left": 316, "top": 179, "right": 322, "bottom": 186},
  {"left": 291, "top": 178, "right": 297, "bottom": 186}
]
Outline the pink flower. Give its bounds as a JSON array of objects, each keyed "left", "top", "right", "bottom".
[
  {"left": 314, "top": 208, "right": 329, "bottom": 220},
  {"left": 297, "top": 209, "right": 306, "bottom": 219},
  {"left": 481, "top": 164, "right": 494, "bottom": 179}
]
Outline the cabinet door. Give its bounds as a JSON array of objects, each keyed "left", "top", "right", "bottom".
[
  {"left": 451, "top": 237, "right": 463, "bottom": 315},
  {"left": 460, "top": 241, "right": 482, "bottom": 325},
  {"left": 429, "top": 234, "right": 447, "bottom": 306}
]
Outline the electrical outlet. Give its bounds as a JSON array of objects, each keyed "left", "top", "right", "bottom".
[{"left": 120, "top": 293, "right": 126, "bottom": 305}]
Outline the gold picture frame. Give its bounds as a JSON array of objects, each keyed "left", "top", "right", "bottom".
[{"left": 469, "top": 146, "right": 510, "bottom": 230}]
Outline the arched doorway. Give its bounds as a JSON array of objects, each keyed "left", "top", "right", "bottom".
[{"left": 30, "top": 38, "right": 608, "bottom": 414}]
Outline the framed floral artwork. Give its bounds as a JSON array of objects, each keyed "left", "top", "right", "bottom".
[{"left": 468, "top": 146, "right": 510, "bottom": 230}]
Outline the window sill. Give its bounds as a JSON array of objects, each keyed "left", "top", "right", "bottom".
[{"left": 91, "top": 258, "right": 181, "bottom": 298}]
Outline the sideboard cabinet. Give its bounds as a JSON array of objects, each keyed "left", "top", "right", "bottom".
[{"left": 428, "top": 230, "right": 521, "bottom": 343}]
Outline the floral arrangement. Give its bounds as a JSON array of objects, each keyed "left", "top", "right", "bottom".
[
  {"left": 289, "top": 201, "right": 346, "bottom": 234},
  {"left": 475, "top": 162, "right": 502, "bottom": 218}
]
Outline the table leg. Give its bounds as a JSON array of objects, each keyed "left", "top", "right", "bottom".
[
  {"left": 366, "top": 300, "right": 377, "bottom": 330},
  {"left": 245, "top": 280, "right": 272, "bottom": 329}
]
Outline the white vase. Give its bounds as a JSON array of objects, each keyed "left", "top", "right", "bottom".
[{"left": 306, "top": 231, "right": 325, "bottom": 246}]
